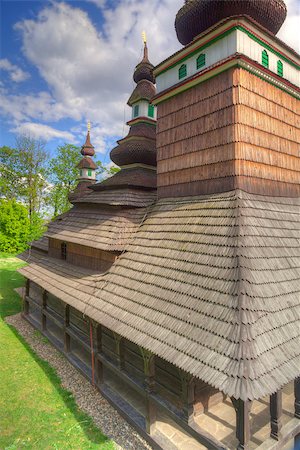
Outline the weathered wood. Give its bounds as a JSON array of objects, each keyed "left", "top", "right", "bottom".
[
  {"left": 232, "top": 398, "right": 251, "bottom": 450},
  {"left": 64, "top": 304, "right": 70, "bottom": 352},
  {"left": 270, "top": 390, "right": 282, "bottom": 440},
  {"left": 141, "top": 349, "right": 156, "bottom": 435},
  {"left": 180, "top": 372, "right": 195, "bottom": 425},
  {"left": 295, "top": 377, "right": 300, "bottom": 419},
  {"left": 113, "top": 332, "right": 125, "bottom": 370}
]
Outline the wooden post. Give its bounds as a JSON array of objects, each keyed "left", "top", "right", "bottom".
[
  {"left": 23, "top": 279, "right": 30, "bottom": 315},
  {"left": 42, "top": 290, "right": 47, "bottom": 331},
  {"left": 232, "top": 398, "right": 251, "bottom": 450},
  {"left": 270, "top": 390, "right": 282, "bottom": 440},
  {"left": 180, "top": 372, "right": 195, "bottom": 425},
  {"left": 95, "top": 325, "right": 103, "bottom": 386},
  {"left": 141, "top": 349, "right": 156, "bottom": 435},
  {"left": 295, "top": 377, "right": 300, "bottom": 419},
  {"left": 64, "top": 304, "right": 70, "bottom": 353},
  {"left": 113, "top": 333, "right": 124, "bottom": 370}
]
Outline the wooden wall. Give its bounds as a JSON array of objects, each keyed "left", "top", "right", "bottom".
[
  {"left": 48, "top": 238, "right": 118, "bottom": 271},
  {"left": 156, "top": 67, "right": 300, "bottom": 198}
]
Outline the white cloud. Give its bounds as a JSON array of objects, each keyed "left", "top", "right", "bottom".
[
  {"left": 0, "top": 58, "right": 30, "bottom": 82},
  {"left": 0, "top": 0, "right": 298, "bottom": 151},
  {"left": 12, "top": 122, "right": 75, "bottom": 142},
  {"left": 278, "top": 0, "right": 300, "bottom": 52}
]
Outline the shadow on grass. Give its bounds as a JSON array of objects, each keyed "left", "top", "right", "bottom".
[{"left": 0, "top": 263, "right": 111, "bottom": 448}]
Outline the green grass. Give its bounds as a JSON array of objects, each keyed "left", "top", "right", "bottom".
[{"left": 0, "top": 255, "right": 114, "bottom": 450}]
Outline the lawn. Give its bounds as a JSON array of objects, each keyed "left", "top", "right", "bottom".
[{"left": 0, "top": 254, "right": 114, "bottom": 450}]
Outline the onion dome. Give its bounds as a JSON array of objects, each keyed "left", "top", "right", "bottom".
[
  {"left": 128, "top": 80, "right": 156, "bottom": 106},
  {"left": 110, "top": 138, "right": 156, "bottom": 167},
  {"left": 81, "top": 130, "right": 95, "bottom": 156},
  {"left": 77, "top": 157, "right": 97, "bottom": 170},
  {"left": 175, "top": 0, "right": 287, "bottom": 46},
  {"left": 133, "top": 42, "right": 155, "bottom": 84}
]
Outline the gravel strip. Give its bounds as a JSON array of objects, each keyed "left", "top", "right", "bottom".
[{"left": 5, "top": 313, "right": 152, "bottom": 450}]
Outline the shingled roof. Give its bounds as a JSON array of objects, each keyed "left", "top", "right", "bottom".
[
  {"left": 20, "top": 189, "right": 300, "bottom": 401},
  {"left": 45, "top": 205, "right": 148, "bottom": 252},
  {"left": 73, "top": 188, "right": 157, "bottom": 208}
]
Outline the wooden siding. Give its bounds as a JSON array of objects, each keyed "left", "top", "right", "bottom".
[
  {"left": 157, "top": 67, "right": 300, "bottom": 197},
  {"left": 48, "top": 238, "right": 117, "bottom": 271}
]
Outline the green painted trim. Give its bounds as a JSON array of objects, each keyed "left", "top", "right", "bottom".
[
  {"left": 156, "top": 27, "right": 236, "bottom": 76},
  {"left": 155, "top": 25, "right": 300, "bottom": 77},
  {"left": 236, "top": 25, "right": 300, "bottom": 70},
  {"left": 179, "top": 63, "right": 187, "bottom": 79},
  {"left": 154, "top": 59, "right": 300, "bottom": 105}
]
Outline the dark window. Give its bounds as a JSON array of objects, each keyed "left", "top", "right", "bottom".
[
  {"left": 133, "top": 104, "right": 139, "bottom": 117},
  {"left": 196, "top": 53, "right": 206, "bottom": 70},
  {"left": 148, "top": 104, "right": 154, "bottom": 118},
  {"left": 79, "top": 169, "right": 82, "bottom": 177},
  {"left": 262, "top": 50, "right": 269, "bottom": 68},
  {"left": 178, "top": 64, "right": 187, "bottom": 79},
  {"left": 61, "top": 242, "right": 67, "bottom": 260},
  {"left": 277, "top": 60, "right": 283, "bottom": 77}
]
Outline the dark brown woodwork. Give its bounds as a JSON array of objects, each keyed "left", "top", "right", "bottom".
[
  {"left": 180, "top": 372, "right": 195, "bottom": 425},
  {"left": 141, "top": 349, "right": 156, "bottom": 435},
  {"left": 232, "top": 398, "right": 251, "bottom": 450},
  {"left": 270, "top": 390, "right": 282, "bottom": 440},
  {"left": 95, "top": 325, "right": 104, "bottom": 386},
  {"left": 295, "top": 377, "right": 300, "bottom": 419},
  {"left": 63, "top": 305, "right": 70, "bottom": 352},
  {"left": 113, "top": 333, "right": 125, "bottom": 371},
  {"left": 42, "top": 290, "right": 47, "bottom": 331}
]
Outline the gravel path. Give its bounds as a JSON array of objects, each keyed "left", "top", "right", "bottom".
[{"left": 5, "top": 313, "right": 152, "bottom": 450}]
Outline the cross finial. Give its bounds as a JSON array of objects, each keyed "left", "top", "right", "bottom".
[
  {"left": 142, "top": 31, "right": 147, "bottom": 44},
  {"left": 87, "top": 120, "right": 91, "bottom": 132}
]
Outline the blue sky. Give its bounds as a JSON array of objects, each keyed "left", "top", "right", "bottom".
[{"left": 1, "top": 0, "right": 299, "bottom": 165}]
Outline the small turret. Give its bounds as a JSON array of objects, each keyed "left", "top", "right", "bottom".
[{"left": 69, "top": 123, "right": 98, "bottom": 202}]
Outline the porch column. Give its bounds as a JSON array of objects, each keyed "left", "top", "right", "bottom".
[
  {"left": 232, "top": 398, "right": 251, "bottom": 450},
  {"left": 95, "top": 324, "right": 103, "bottom": 386},
  {"left": 64, "top": 304, "right": 70, "bottom": 352},
  {"left": 141, "top": 349, "right": 156, "bottom": 435},
  {"left": 113, "top": 333, "right": 124, "bottom": 371},
  {"left": 181, "top": 372, "right": 195, "bottom": 425},
  {"left": 42, "top": 290, "right": 47, "bottom": 331},
  {"left": 295, "top": 378, "right": 300, "bottom": 449},
  {"left": 270, "top": 390, "right": 282, "bottom": 440}
]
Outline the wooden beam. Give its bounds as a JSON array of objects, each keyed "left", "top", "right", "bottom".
[
  {"left": 95, "top": 325, "right": 103, "bottom": 386},
  {"left": 180, "top": 372, "right": 195, "bottom": 425},
  {"left": 64, "top": 304, "right": 70, "bottom": 353},
  {"left": 270, "top": 390, "right": 282, "bottom": 440},
  {"left": 232, "top": 398, "right": 251, "bottom": 450},
  {"left": 113, "top": 333, "right": 124, "bottom": 370},
  {"left": 295, "top": 377, "right": 300, "bottom": 419},
  {"left": 141, "top": 349, "right": 156, "bottom": 435}
]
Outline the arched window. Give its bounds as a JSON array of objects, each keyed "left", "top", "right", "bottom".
[
  {"left": 79, "top": 169, "right": 83, "bottom": 177},
  {"left": 178, "top": 64, "right": 187, "bottom": 80},
  {"left": 148, "top": 104, "right": 155, "bottom": 118},
  {"left": 88, "top": 169, "right": 92, "bottom": 177},
  {"left": 196, "top": 53, "right": 206, "bottom": 70},
  {"left": 262, "top": 50, "right": 269, "bottom": 68},
  {"left": 277, "top": 60, "right": 283, "bottom": 77},
  {"left": 133, "top": 104, "right": 139, "bottom": 117}
]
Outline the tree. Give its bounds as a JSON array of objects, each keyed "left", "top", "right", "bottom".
[
  {"left": 47, "top": 144, "right": 120, "bottom": 218},
  {"left": 0, "top": 199, "right": 45, "bottom": 253},
  {"left": 0, "top": 136, "right": 49, "bottom": 223}
]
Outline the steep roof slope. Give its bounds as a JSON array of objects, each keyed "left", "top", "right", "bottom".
[{"left": 20, "top": 190, "right": 300, "bottom": 400}]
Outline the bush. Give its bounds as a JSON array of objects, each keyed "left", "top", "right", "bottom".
[{"left": 0, "top": 200, "right": 44, "bottom": 253}]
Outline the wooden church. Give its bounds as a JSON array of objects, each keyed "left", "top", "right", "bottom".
[{"left": 19, "top": 1, "right": 300, "bottom": 449}]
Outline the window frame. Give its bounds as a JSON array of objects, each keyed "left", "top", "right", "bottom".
[
  {"left": 196, "top": 53, "right": 206, "bottom": 70},
  {"left": 133, "top": 104, "right": 139, "bottom": 118},
  {"left": 262, "top": 50, "right": 269, "bottom": 68},
  {"left": 148, "top": 104, "right": 154, "bottom": 118},
  {"left": 277, "top": 60, "right": 283, "bottom": 77},
  {"left": 178, "top": 64, "right": 187, "bottom": 80}
]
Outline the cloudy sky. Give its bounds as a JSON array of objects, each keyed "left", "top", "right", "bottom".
[{"left": 1, "top": 0, "right": 299, "bottom": 165}]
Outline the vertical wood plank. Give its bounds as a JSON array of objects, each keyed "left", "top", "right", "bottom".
[
  {"left": 64, "top": 304, "right": 70, "bottom": 353},
  {"left": 295, "top": 377, "right": 300, "bottom": 419},
  {"left": 232, "top": 398, "right": 251, "bottom": 450},
  {"left": 270, "top": 390, "right": 282, "bottom": 440},
  {"left": 180, "top": 372, "right": 195, "bottom": 425},
  {"left": 141, "top": 349, "right": 156, "bottom": 435}
]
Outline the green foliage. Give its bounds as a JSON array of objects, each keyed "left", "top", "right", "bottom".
[
  {"left": 0, "top": 200, "right": 45, "bottom": 253},
  {"left": 0, "top": 137, "right": 49, "bottom": 222},
  {"left": 0, "top": 257, "right": 113, "bottom": 449}
]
